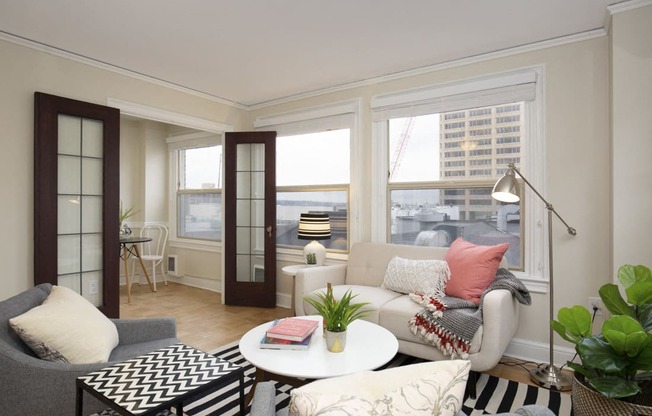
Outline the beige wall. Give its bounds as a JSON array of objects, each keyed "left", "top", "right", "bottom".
[
  {"left": 250, "top": 36, "right": 613, "bottom": 359},
  {"left": 0, "top": 38, "right": 248, "bottom": 299},
  {"left": 611, "top": 5, "right": 652, "bottom": 275}
]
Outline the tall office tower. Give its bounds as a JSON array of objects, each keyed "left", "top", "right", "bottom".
[{"left": 439, "top": 103, "right": 524, "bottom": 220}]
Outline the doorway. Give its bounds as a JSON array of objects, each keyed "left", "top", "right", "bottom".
[{"left": 109, "top": 99, "right": 232, "bottom": 308}]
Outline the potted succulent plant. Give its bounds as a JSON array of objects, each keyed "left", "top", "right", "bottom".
[
  {"left": 119, "top": 201, "right": 138, "bottom": 235},
  {"left": 304, "top": 283, "right": 370, "bottom": 353},
  {"left": 552, "top": 264, "right": 652, "bottom": 415}
]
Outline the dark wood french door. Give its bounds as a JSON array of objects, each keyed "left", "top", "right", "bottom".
[
  {"left": 224, "top": 131, "right": 277, "bottom": 307},
  {"left": 34, "top": 92, "right": 120, "bottom": 317}
]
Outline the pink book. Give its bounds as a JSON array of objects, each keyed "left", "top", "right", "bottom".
[{"left": 265, "top": 318, "right": 319, "bottom": 342}]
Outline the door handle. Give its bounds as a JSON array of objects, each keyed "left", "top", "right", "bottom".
[{"left": 267, "top": 226, "right": 272, "bottom": 237}]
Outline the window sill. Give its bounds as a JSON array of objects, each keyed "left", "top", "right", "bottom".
[
  {"left": 512, "top": 271, "right": 548, "bottom": 294},
  {"left": 276, "top": 247, "right": 348, "bottom": 264},
  {"left": 169, "top": 238, "right": 221, "bottom": 253}
]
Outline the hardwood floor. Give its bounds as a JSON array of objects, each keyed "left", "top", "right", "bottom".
[
  {"left": 120, "top": 282, "right": 292, "bottom": 352},
  {"left": 119, "top": 282, "right": 562, "bottom": 389}
]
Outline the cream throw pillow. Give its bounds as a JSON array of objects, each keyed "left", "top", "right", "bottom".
[
  {"left": 9, "top": 285, "right": 119, "bottom": 364},
  {"left": 382, "top": 256, "right": 450, "bottom": 296},
  {"left": 289, "top": 360, "right": 470, "bottom": 416}
]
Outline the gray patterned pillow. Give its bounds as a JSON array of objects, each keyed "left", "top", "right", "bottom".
[{"left": 382, "top": 256, "right": 450, "bottom": 296}]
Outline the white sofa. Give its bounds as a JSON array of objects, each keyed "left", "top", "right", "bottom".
[{"left": 296, "top": 241, "right": 519, "bottom": 373}]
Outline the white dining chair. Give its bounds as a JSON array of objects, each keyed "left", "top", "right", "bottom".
[{"left": 131, "top": 224, "right": 169, "bottom": 292}]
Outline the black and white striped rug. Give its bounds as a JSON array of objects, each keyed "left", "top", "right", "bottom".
[{"left": 179, "top": 342, "right": 572, "bottom": 416}]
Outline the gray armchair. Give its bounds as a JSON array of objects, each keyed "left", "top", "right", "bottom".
[
  {"left": 0, "top": 283, "right": 179, "bottom": 416},
  {"left": 249, "top": 381, "right": 557, "bottom": 416}
]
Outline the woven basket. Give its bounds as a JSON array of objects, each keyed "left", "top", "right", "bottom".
[{"left": 573, "top": 376, "right": 652, "bottom": 416}]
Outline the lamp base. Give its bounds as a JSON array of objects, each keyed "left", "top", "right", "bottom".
[
  {"left": 303, "top": 240, "right": 326, "bottom": 266},
  {"left": 530, "top": 364, "right": 572, "bottom": 392}
]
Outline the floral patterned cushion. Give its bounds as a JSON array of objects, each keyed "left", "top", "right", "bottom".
[{"left": 289, "top": 360, "right": 470, "bottom": 416}]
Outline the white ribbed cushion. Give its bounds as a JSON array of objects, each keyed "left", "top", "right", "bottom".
[
  {"left": 9, "top": 286, "right": 118, "bottom": 364},
  {"left": 382, "top": 256, "right": 450, "bottom": 296}
]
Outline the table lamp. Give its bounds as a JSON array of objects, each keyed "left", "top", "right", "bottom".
[
  {"left": 492, "top": 163, "right": 576, "bottom": 391},
  {"left": 297, "top": 212, "right": 331, "bottom": 266}
]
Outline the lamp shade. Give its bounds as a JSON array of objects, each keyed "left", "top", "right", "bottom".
[
  {"left": 298, "top": 213, "right": 331, "bottom": 240},
  {"left": 491, "top": 167, "right": 520, "bottom": 203}
]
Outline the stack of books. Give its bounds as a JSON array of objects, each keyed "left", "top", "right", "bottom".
[{"left": 260, "top": 317, "right": 319, "bottom": 350}]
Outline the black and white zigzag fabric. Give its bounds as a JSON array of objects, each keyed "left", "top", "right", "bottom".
[
  {"left": 92, "top": 342, "right": 572, "bottom": 415},
  {"left": 79, "top": 343, "right": 242, "bottom": 415},
  {"left": 175, "top": 342, "right": 572, "bottom": 416}
]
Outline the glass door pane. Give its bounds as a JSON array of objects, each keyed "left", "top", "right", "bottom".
[
  {"left": 235, "top": 143, "right": 266, "bottom": 282},
  {"left": 56, "top": 114, "right": 104, "bottom": 306}
]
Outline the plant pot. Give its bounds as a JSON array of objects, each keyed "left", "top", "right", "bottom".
[
  {"left": 573, "top": 375, "right": 652, "bottom": 416},
  {"left": 324, "top": 329, "right": 346, "bottom": 353}
]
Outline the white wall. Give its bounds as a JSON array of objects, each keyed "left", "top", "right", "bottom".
[
  {"left": 611, "top": 5, "right": 652, "bottom": 275},
  {"left": 0, "top": 38, "right": 248, "bottom": 300}
]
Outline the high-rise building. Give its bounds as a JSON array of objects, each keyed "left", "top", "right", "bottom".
[{"left": 439, "top": 102, "right": 524, "bottom": 220}]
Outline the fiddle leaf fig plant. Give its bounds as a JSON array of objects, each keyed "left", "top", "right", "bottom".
[{"left": 552, "top": 264, "right": 652, "bottom": 399}]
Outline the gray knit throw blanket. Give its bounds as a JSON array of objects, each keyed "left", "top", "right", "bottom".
[{"left": 408, "top": 268, "right": 531, "bottom": 359}]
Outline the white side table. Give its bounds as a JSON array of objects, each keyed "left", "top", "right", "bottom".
[{"left": 281, "top": 264, "right": 312, "bottom": 315}]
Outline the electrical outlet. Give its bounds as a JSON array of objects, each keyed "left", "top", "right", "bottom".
[
  {"left": 588, "top": 297, "right": 603, "bottom": 316},
  {"left": 89, "top": 281, "right": 99, "bottom": 295}
]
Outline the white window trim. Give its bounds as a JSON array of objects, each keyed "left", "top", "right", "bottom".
[
  {"left": 370, "top": 66, "right": 549, "bottom": 293},
  {"left": 167, "top": 131, "right": 224, "bottom": 248},
  {"left": 106, "top": 97, "right": 234, "bottom": 251},
  {"left": 254, "top": 99, "right": 363, "bottom": 262}
]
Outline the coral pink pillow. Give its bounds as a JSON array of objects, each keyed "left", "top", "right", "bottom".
[{"left": 444, "top": 238, "right": 509, "bottom": 304}]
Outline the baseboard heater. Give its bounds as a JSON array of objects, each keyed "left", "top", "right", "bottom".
[{"left": 167, "top": 255, "right": 178, "bottom": 276}]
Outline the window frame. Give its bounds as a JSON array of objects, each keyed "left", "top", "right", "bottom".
[
  {"left": 371, "top": 67, "right": 548, "bottom": 292},
  {"left": 167, "top": 131, "right": 224, "bottom": 248},
  {"left": 254, "top": 100, "right": 362, "bottom": 262},
  {"left": 275, "top": 184, "right": 350, "bottom": 253}
]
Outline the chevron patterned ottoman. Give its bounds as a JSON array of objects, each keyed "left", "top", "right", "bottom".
[{"left": 77, "top": 343, "right": 245, "bottom": 416}]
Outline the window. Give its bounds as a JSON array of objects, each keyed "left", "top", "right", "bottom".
[
  {"left": 470, "top": 128, "right": 491, "bottom": 136},
  {"left": 469, "top": 118, "right": 491, "bottom": 126},
  {"left": 444, "top": 121, "right": 465, "bottom": 129},
  {"left": 496, "top": 136, "right": 520, "bottom": 144},
  {"left": 496, "top": 115, "right": 520, "bottom": 124},
  {"left": 386, "top": 108, "right": 523, "bottom": 268},
  {"left": 371, "top": 68, "right": 543, "bottom": 273},
  {"left": 254, "top": 100, "right": 359, "bottom": 255},
  {"left": 470, "top": 108, "right": 492, "bottom": 116},
  {"left": 275, "top": 130, "right": 350, "bottom": 251},
  {"left": 176, "top": 145, "right": 222, "bottom": 240},
  {"left": 445, "top": 131, "right": 465, "bottom": 139}
]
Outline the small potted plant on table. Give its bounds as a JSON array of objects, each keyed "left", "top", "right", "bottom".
[
  {"left": 304, "top": 283, "right": 369, "bottom": 353},
  {"left": 552, "top": 264, "right": 652, "bottom": 416}
]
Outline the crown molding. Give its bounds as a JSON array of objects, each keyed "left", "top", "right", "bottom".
[
  {"left": 605, "top": 0, "right": 652, "bottom": 32},
  {"left": 0, "top": 30, "right": 247, "bottom": 110},
  {"left": 107, "top": 98, "right": 234, "bottom": 133},
  {"left": 249, "top": 28, "right": 606, "bottom": 110},
  {"left": 608, "top": 0, "right": 652, "bottom": 14},
  {"left": 2, "top": 25, "right": 607, "bottom": 112}
]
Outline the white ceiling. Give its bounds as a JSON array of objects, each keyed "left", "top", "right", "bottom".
[{"left": 0, "top": 0, "right": 623, "bottom": 107}]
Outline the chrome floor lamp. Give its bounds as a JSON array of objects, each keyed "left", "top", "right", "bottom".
[{"left": 492, "top": 163, "right": 576, "bottom": 391}]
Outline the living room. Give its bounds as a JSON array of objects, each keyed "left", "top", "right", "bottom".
[{"left": 1, "top": 1, "right": 650, "bottom": 415}]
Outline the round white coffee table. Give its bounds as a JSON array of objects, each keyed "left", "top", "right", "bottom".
[{"left": 239, "top": 315, "right": 398, "bottom": 402}]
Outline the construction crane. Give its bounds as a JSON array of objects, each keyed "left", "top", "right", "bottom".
[{"left": 389, "top": 117, "right": 415, "bottom": 180}]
